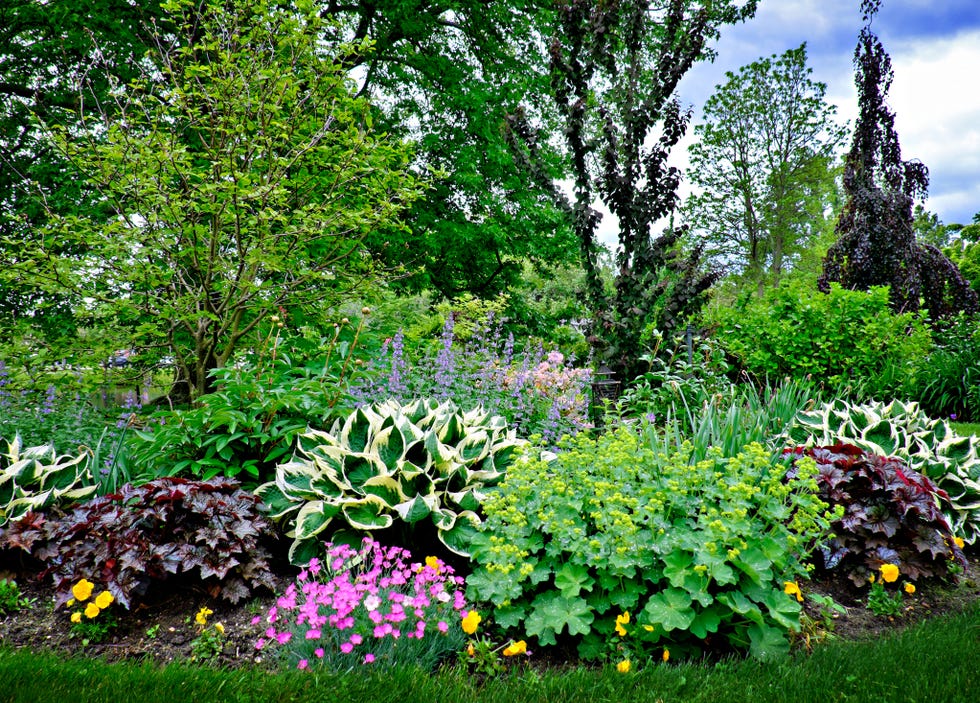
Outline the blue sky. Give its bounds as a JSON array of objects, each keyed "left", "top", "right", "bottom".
[{"left": 674, "top": 0, "right": 980, "bottom": 227}]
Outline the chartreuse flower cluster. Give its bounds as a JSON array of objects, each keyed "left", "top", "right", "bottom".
[
  {"left": 256, "top": 539, "right": 469, "bottom": 672},
  {"left": 65, "top": 578, "right": 117, "bottom": 644},
  {"left": 467, "top": 427, "right": 837, "bottom": 662}
]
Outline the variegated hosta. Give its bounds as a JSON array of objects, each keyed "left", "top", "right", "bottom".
[
  {"left": 255, "top": 399, "right": 526, "bottom": 564},
  {"left": 786, "top": 399, "right": 980, "bottom": 543},
  {"left": 0, "top": 436, "right": 96, "bottom": 525}
]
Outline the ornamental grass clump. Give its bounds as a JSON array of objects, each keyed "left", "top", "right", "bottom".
[{"left": 256, "top": 539, "right": 468, "bottom": 672}]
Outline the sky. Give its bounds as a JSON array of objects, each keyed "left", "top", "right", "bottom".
[{"left": 673, "top": 0, "right": 980, "bottom": 228}]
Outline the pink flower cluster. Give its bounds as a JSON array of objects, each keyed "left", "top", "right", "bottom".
[{"left": 254, "top": 539, "right": 468, "bottom": 671}]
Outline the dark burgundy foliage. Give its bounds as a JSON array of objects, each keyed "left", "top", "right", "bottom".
[
  {"left": 785, "top": 444, "right": 966, "bottom": 586},
  {"left": 0, "top": 478, "right": 280, "bottom": 609},
  {"left": 818, "top": 2, "right": 977, "bottom": 320}
]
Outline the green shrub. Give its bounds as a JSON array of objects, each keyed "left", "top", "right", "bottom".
[
  {"left": 255, "top": 398, "right": 526, "bottom": 564},
  {"left": 784, "top": 445, "right": 966, "bottom": 586},
  {"left": 0, "top": 436, "right": 95, "bottom": 526},
  {"left": 906, "top": 312, "right": 980, "bottom": 422},
  {"left": 708, "top": 282, "right": 931, "bottom": 395},
  {"left": 787, "top": 398, "right": 980, "bottom": 544},
  {"left": 466, "top": 427, "right": 835, "bottom": 661}
]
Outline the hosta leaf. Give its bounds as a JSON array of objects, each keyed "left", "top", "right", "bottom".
[
  {"left": 457, "top": 432, "right": 490, "bottom": 464},
  {"left": 293, "top": 500, "right": 340, "bottom": 540},
  {"left": 342, "top": 453, "right": 384, "bottom": 489},
  {"left": 370, "top": 424, "right": 406, "bottom": 472},
  {"left": 340, "top": 407, "right": 375, "bottom": 454},
  {"left": 254, "top": 481, "right": 299, "bottom": 519},
  {"left": 394, "top": 494, "right": 435, "bottom": 524},
  {"left": 862, "top": 420, "right": 897, "bottom": 456},
  {"left": 342, "top": 496, "right": 393, "bottom": 530},
  {"left": 438, "top": 510, "right": 481, "bottom": 556},
  {"left": 360, "top": 475, "right": 405, "bottom": 507}
]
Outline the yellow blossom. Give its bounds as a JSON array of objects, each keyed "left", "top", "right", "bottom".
[
  {"left": 879, "top": 563, "right": 899, "bottom": 583},
  {"left": 615, "top": 611, "right": 630, "bottom": 637},
  {"left": 84, "top": 602, "right": 100, "bottom": 619},
  {"left": 72, "top": 579, "right": 94, "bottom": 602},
  {"left": 502, "top": 640, "right": 527, "bottom": 657},
  {"left": 70, "top": 611, "right": 82, "bottom": 624},
  {"left": 904, "top": 582, "right": 916, "bottom": 595},
  {"left": 461, "top": 610, "right": 481, "bottom": 635},
  {"left": 663, "top": 648, "right": 670, "bottom": 663},
  {"left": 868, "top": 573, "right": 876, "bottom": 584},
  {"left": 466, "top": 643, "right": 475, "bottom": 657},
  {"left": 95, "top": 591, "right": 114, "bottom": 610},
  {"left": 215, "top": 622, "right": 225, "bottom": 635},
  {"left": 783, "top": 581, "right": 803, "bottom": 602},
  {"left": 953, "top": 536, "right": 965, "bottom": 549},
  {"left": 425, "top": 556, "right": 441, "bottom": 572},
  {"left": 195, "top": 607, "right": 213, "bottom": 626},
  {"left": 616, "top": 659, "right": 631, "bottom": 673},
  {"left": 67, "top": 599, "right": 75, "bottom": 607}
]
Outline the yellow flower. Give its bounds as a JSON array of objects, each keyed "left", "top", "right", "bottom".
[
  {"left": 72, "top": 579, "right": 94, "bottom": 602},
  {"left": 466, "top": 643, "right": 475, "bottom": 657},
  {"left": 195, "top": 606, "right": 213, "bottom": 626},
  {"left": 425, "top": 556, "right": 441, "bottom": 572},
  {"left": 879, "top": 563, "right": 899, "bottom": 583},
  {"left": 904, "top": 582, "right": 916, "bottom": 595},
  {"left": 616, "top": 659, "right": 631, "bottom": 673},
  {"left": 953, "top": 536, "right": 965, "bottom": 549},
  {"left": 643, "top": 625, "right": 655, "bottom": 632},
  {"left": 868, "top": 573, "right": 876, "bottom": 584},
  {"left": 67, "top": 599, "right": 75, "bottom": 607},
  {"left": 502, "top": 640, "right": 527, "bottom": 657},
  {"left": 615, "top": 611, "right": 630, "bottom": 637},
  {"left": 461, "top": 610, "right": 481, "bottom": 635},
  {"left": 84, "top": 602, "right": 100, "bottom": 619},
  {"left": 95, "top": 591, "right": 114, "bottom": 610},
  {"left": 70, "top": 611, "right": 82, "bottom": 624},
  {"left": 214, "top": 622, "right": 225, "bottom": 635},
  {"left": 663, "top": 648, "right": 670, "bottom": 663},
  {"left": 783, "top": 581, "right": 803, "bottom": 602}
]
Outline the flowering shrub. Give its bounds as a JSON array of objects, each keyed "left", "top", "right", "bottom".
[
  {"left": 353, "top": 315, "right": 591, "bottom": 445},
  {"left": 255, "top": 539, "right": 468, "bottom": 672},
  {"left": 467, "top": 426, "right": 836, "bottom": 661},
  {"left": 784, "top": 444, "right": 967, "bottom": 586},
  {"left": 65, "top": 578, "right": 118, "bottom": 644}
]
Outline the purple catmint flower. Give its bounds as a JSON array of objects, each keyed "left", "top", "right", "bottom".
[{"left": 42, "top": 384, "right": 56, "bottom": 416}]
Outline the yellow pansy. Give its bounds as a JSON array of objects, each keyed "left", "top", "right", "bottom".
[
  {"left": 783, "top": 581, "right": 803, "bottom": 602},
  {"left": 663, "top": 648, "right": 670, "bottom": 663},
  {"left": 904, "top": 582, "right": 916, "bottom": 595},
  {"left": 70, "top": 611, "right": 82, "bottom": 624},
  {"left": 461, "top": 610, "right": 481, "bottom": 635},
  {"left": 616, "top": 659, "right": 631, "bottom": 673},
  {"left": 95, "top": 591, "right": 114, "bottom": 610},
  {"left": 72, "top": 579, "right": 94, "bottom": 602},
  {"left": 615, "top": 611, "right": 630, "bottom": 637},
  {"left": 215, "top": 622, "right": 225, "bottom": 635},
  {"left": 84, "top": 602, "right": 100, "bottom": 619},
  {"left": 425, "top": 556, "right": 441, "bottom": 572},
  {"left": 953, "top": 536, "right": 965, "bottom": 549},
  {"left": 502, "top": 640, "right": 527, "bottom": 657},
  {"left": 879, "top": 563, "right": 899, "bottom": 583},
  {"left": 195, "top": 606, "right": 213, "bottom": 626}
]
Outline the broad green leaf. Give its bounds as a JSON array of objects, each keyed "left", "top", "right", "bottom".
[
  {"left": 747, "top": 622, "right": 790, "bottom": 661},
  {"left": 642, "top": 588, "right": 695, "bottom": 632},
  {"left": 555, "top": 562, "right": 595, "bottom": 599},
  {"left": 294, "top": 500, "right": 340, "bottom": 540},
  {"left": 342, "top": 496, "right": 393, "bottom": 530},
  {"left": 394, "top": 494, "right": 435, "bottom": 524},
  {"left": 526, "top": 592, "right": 594, "bottom": 645}
]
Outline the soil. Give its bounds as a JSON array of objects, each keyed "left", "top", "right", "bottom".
[{"left": 0, "top": 553, "right": 978, "bottom": 670}]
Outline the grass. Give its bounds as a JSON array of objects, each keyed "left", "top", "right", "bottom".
[
  {"left": 951, "top": 421, "right": 980, "bottom": 438},
  {"left": 3, "top": 603, "right": 978, "bottom": 703}
]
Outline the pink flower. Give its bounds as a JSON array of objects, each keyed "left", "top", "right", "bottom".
[
  {"left": 364, "top": 653, "right": 375, "bottom": 664},
  {"left": 297, "top": 659, "right": 308, "bottom": 670},
  {"left": 314, "top": 648, "right": 324, "bottom": 658},
  {"left": 250, "top": 616, "right": 262, "bottom": 626},
  {"left": 255, "top": 639, "right": 265, "bottom": 650},
  {"left": 308, "top": 558, "right": 321, "bottom": 575},
  {"left": 350, "top": 634, "right": 363, "bottom": 645},
  {"left": 275, "top": 631, "right": 292, "bottom": 644},
  {"left": 340, "top": 642, "right": 354, "bottom": 654},
  {"left": 437, "top": 621, "right": 448, "bottom": 634},
  {"left": 305, "top": 629, "right": 321, "bottom": 639}
]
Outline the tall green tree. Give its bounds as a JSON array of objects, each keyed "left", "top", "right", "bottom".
[
  {"left": 686, "top": 44, "right": 846, "bottom": 292},
  {"left": 511, "top": 0, "right": 757, "bottom": 381},
  {"left": 819, "top": 0, "right": 977, "bottom": 320},
  {"left": 7, "top": 0, "right": 423, "bottom": 400}
]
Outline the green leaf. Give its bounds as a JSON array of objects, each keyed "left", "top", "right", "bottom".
[
  {"left": 394, "top": 494, "right": 435, "bottom": 524},
  {"left": 341, "top": 497, "right": 393, "bottom": 530},
  {"left": 554, "top": 562, "right": 595, "bottom": 599},
  {"left": 642, "top": 588, "right": 695, "bottom": 632},
  {"left": 747, "top": 622, "right": 790, "bottom": 661},
  {"left": 294, "top": 500, "right": 339, "bottom": 540},
  {"left": 525, "top": 592, "right": 594, "bottom": 646}
]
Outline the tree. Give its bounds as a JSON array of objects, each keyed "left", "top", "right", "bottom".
[
  {"left": 686, "top": 44, "right": 846, "bottom": 291},
  {"left": 818, "top": 0, "right": 977, "bottom": 320},
  {"left": 7, "top": 0, "right": 423, "bottom": 400},
  {"left": 510, "top": 0, "right": 757, "bottom": 381}
]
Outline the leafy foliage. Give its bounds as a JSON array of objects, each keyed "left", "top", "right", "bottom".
[
  {"left": 686, "top": 43, "right": 845, "bottom": 289},
  {"left": 708, "top": 281, "right": 931, "bottom": 393},
  {"left": 787, "top": 399, "right": 980, "bottom": 544},
  {"left": 0, "top": 477, "right": 278, "bottom": 609},
  {"left": 510, "top": 0, "right": 758, "bottom": 382},
  {"left": 784, "top": 444, "right": 966, "bottom": 586},
  {"left": 256, "top": 399, "right": 526, "bottom": 564},
  {"left": 467, "top": 428, "right": 833, "bottom": 661},
  {"left": 906, "top": 313, "right": 980, "bottom": 422},
  {"left": 0, "top": 436, "right": 94, "bottom": 526},
  {"left": 818, "top": 3, "right": 977, "bottom": 320}
]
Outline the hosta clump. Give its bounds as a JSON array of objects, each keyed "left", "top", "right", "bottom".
[
  {"left": 0, "top": 436, "right": 95, "bottom": 526},
  {"left": 256, "top": 538, "right": 468, "bottom": 672},
  {"left": 783, "top": 444, "right": 966, "bottom": 586},
  {"left": 256, "top": 398, "right": 526, "bottom": 564},
  {"left": 467, "top": 426, "right": 835, "bottom": 661},
  {"left": 0, "top": 477, "right": 278, "bottom": 608},
  {"left": 787, "top": 398, "right": 980, "bottom": 543}
]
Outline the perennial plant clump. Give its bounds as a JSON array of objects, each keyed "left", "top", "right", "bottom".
[
  {"left": 256, "top": 539, "right": 468, "bottom": 672},
  {"left": 65, "top": 578, "right": 118, "bottom": 644}
]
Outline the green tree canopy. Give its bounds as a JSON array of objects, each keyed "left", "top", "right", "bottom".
[
  {"left": 686, "top": 43, "right": 846, "bottom": 292},
  {"left": 7, "top": 0, "right": 423, "bottom": 400}
]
